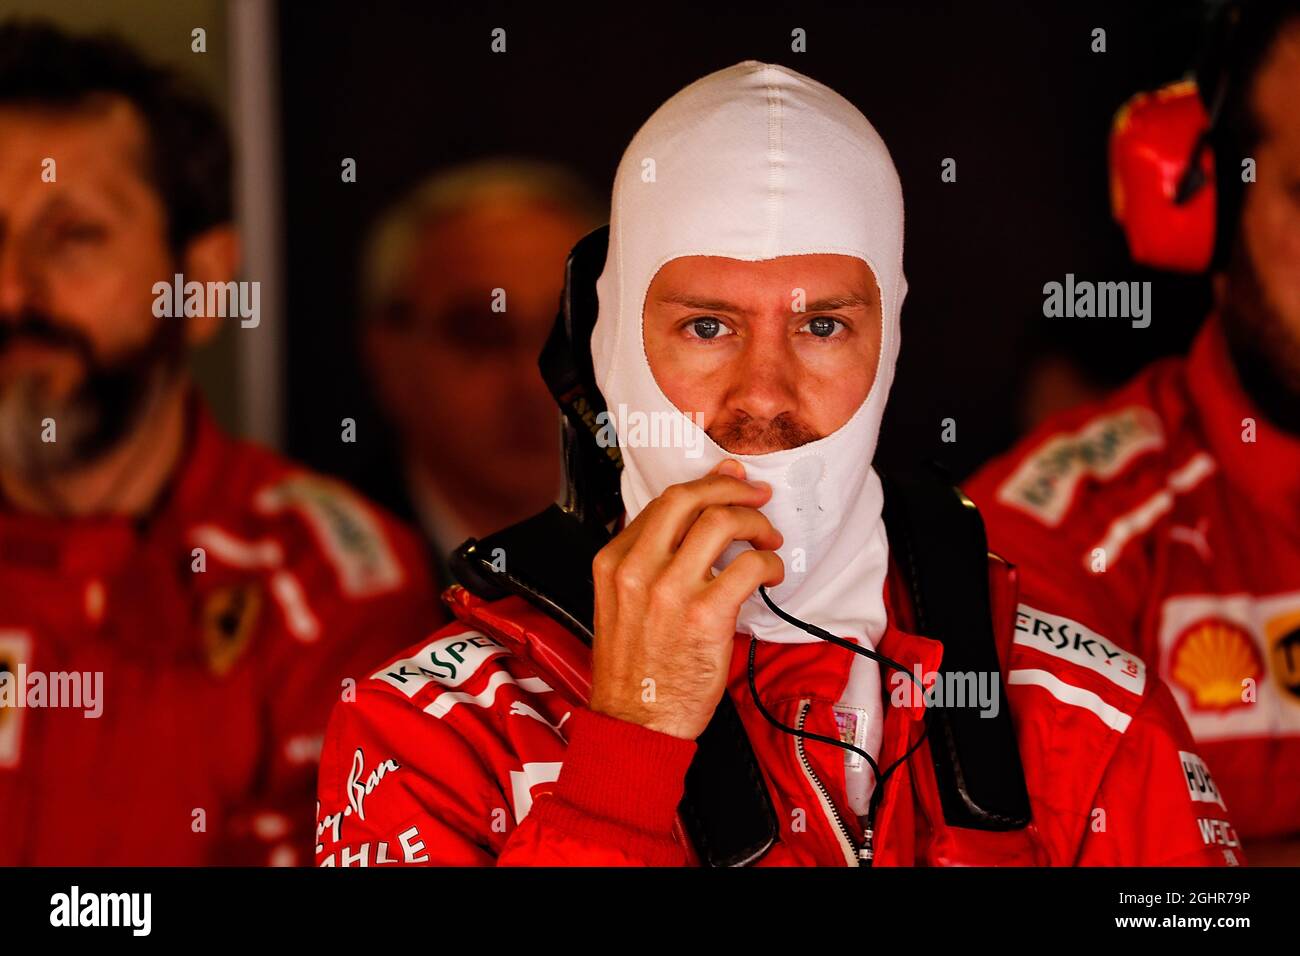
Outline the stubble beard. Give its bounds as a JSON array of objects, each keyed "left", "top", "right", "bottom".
[
  {"left": 0, "top": 313, "right": 187, "bottom": 484},
  {"left": 707, "top": 411, "right": 822, "bottom": 454},
  {"left": 1220, "top": 242, "right": 1300, "bottom": 437}
]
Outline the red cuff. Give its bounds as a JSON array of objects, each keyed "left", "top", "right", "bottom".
[{"left": 539, "top": 707, "right": 697, "bottom": 856}]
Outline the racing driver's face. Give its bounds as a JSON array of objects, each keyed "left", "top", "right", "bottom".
[{"left": 642, "top": 253, "right": 882, "bottom": 454}]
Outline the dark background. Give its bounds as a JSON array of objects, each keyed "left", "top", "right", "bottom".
[{"left": 277, "top": 0, "right": 1217, "bottom": 483}]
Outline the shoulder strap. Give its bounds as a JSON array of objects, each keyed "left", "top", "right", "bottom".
[
  {"left": 879, "top": 465, "right": 1033, "bottom": 831},
  {"left": 452, "top": 506, "right": 603, "bottom": 641},
  {"left": 451, "top": 506, "right": 779, "bottom": 867}
]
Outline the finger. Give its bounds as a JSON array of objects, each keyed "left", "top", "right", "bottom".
[
  {"left": 713, "top": 458, "right": 746, "bottom": 479},
  {"left": 629, "top": 471, "right": 773, "bottom": 564},
  {"left": 708, "top": 549, "right": 786, "bottom": 611},
  {"left": 666, "top": 505, "right": 783, "bottom": 584},
  {"left": 592, "top": 509, "right": 647, "bottom": 577},
  {"left": 593, "top": 459, "right": 743, "bottom": 571}
]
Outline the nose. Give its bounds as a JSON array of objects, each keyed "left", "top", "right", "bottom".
[{"left": 725, "top": 328, "right": 799, "bottom": 422}]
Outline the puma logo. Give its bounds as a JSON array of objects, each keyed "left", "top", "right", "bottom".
[
  {"left": 508, "top": 701, "right": 571, "bottom": 738},
  {"left": 1169, "top": 518, "right": 1212, "bottom": 562}
]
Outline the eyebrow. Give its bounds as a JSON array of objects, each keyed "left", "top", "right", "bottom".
[
  {"left": 804, "top": 292, "right": 872, "bottom": 311},
  {"left": 655, "top": 290, "right": 872, "bottom": 313},
  {"left": 40, "top": 181, "right": 136, "bottom": 221}
]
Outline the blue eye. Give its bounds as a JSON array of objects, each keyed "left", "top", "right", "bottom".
[
  {"left": 688, "top": 317, "right": 730, "bottom": 340},
  {"left": 802, "top": 316, "right": 843, "bottom": 338}
]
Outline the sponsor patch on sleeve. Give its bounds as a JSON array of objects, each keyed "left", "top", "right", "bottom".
[
  {"left": 1014, "top": 605, "right": 1147, "bottom": 694},
  {"left": 372, "top": 631, "right": 510, "bottom": 697},
  {"left": 996, "top": 406, "right": 1164, "bottom": 526},
  {"left": 1180, "top": 750, "right": 1227, "bottom": 810},
  {"left": 1195, "top": 816, "right": 1240, "bottom": 851},
  {"left": 256, "top": 474, "right": 404, "bottom": 598}
]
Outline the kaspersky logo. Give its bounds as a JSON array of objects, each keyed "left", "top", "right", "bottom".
[{"left": 1169, "top": 618, "right": 1263, "bottom": 711}]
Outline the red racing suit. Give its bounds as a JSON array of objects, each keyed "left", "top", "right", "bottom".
[
  {"left": 316, "top": 545, "right": 1240, "bottom": 866},
  {"left": 965, "top": 315, "right": 1300, "bottom": 842},
  {"left": 0, "top": 395, "right": 441, "bottom": 865}
]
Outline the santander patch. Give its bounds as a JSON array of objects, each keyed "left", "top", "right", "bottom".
[{"left": 996, "top": 406, "right": 1164, "bottom": 526}]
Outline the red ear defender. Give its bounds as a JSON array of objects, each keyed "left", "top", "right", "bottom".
[{"left": 1109, "top": 79, "right": 1216, "bottom": 272}]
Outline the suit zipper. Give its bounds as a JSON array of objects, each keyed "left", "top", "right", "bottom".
[{"left": 794, "top": 699, "right": 860, "bottom": 867}]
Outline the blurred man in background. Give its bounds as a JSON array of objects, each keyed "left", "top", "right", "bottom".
[
  {"left": 358, "top": 161, "right": 602, "bottom": 586},
  {"left": 967, "top": 0, "right": 1300, "bottom": 862},
  {"left": 0, "top": 21, "right": 439, "bottom": 865}
]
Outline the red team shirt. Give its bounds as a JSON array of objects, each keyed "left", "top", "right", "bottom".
[
  {"left": 316, "top": 553, "right": 1240, "bottom": 866},
  {"left": 0, "top": 395, "right": 440, "bottom": 865},
  {"left": 966, "top": 315, "right": 1300, "bottom": 841}
]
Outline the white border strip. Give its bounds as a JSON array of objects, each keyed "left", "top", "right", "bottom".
[
  {"left": 1007, "top": 668, "right": 1133, "bottom": 733},
  {"left": 1086, "top": 452, "right": 1216, "bottom": 570}
]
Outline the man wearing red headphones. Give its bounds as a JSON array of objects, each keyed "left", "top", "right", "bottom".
[{"left": 966, "top": 0, "right": 1300, "bottom": 862}]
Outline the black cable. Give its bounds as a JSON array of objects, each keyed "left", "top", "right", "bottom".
[
  {"left": 758, "top": 586, "right": 918, "bottom": 677},
  {"left": 745, "top": 637, "right": 883, "bottom": 780},
  {"left": 746, "top": 585, "right": 931, "bottom": 816}
]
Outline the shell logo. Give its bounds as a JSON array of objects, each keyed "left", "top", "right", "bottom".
[{"left": 1170, "top": 618, "right": 1263, "bottom": 711}]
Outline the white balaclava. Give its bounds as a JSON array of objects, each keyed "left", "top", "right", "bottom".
[
  {"left": 593, "top": 60, "right": 906, "bottom": 816},
  {"left": 592, "top": 61, "right": 906, "bottom": 657}
]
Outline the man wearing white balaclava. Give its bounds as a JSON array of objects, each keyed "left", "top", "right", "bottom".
[
  {"left": 592, "top": 60, "right": 903, "bottom": 647},
  {"left": 316, "top": 61, "right": 1244, "bottom": 870},
  {"left": 589, "top": 59, "right": 903, "bottom": 819}
]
